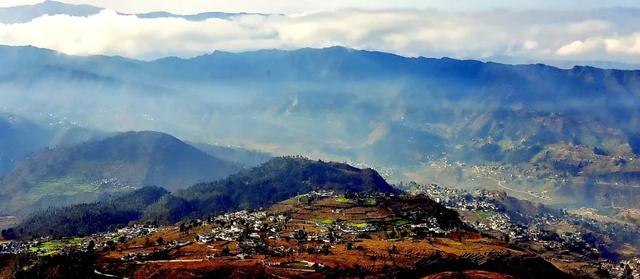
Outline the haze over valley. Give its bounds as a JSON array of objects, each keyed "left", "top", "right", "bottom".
[{"left": 3, "top": 43, "right": 640, "bottom": 209}]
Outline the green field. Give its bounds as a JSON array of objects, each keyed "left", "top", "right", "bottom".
[
  {"left": 32, "top": 177, "right": 99, "bottom": 196},
  {"left": 29, "top": 238, "right": 85, "bottom": 256},
  {"left": 349, "top": 222, "right": 368, "bottom": 229},
  {"left": 477, "top": 210, "right": 499, "bottom": 219},
  {"left": 363, "top": 199, "right": 377, "bottom": 206},
  {"left": 314, "top": 217, "right": 336, "bottom": 225},
  {"left": 335, "top": 197, "right": 354, "bottom": 204}
]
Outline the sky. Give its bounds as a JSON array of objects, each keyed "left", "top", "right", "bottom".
[
  {"left": 1, "top": 0, "right": 638, "bottom": 14},
  {"left": 0, "top": 1, "right": 639, "bottom": 66}
]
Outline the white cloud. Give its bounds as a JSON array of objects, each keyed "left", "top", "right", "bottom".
[
  {"left": 605, "top": 34, "right": 640, "bottom": 55},
  {"left": 0, "top": 10, "right": 282, "bottom": 57},
  {"left": 556, "top": 40, "right": 598, "bottom": 56},
  {"left": 556, "top": 34, "right": 640, "bottom": 57},
  {"left": 523, "top": 40, "right": 538, "bottom": 50},
  {"left": 0, "top": 8, "right": 639, "bottom": 64}
]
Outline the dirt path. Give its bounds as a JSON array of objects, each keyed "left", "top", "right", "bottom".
[{"left": 135, "top": 258, "right": 206, "bottom": 264}]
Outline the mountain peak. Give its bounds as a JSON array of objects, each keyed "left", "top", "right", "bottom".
[{"left": 0, "top": 131, "right": 241, "bottom": 216}]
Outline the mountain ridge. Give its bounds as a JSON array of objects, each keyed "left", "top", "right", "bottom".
[
  {"left": 2, "top": 45, "right": 640, "bottom": 207},
  {"left": 0, "top": 1, "right": 268, "bottom": 24}
]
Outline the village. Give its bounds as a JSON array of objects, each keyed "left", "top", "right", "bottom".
[
  {"left": 2, "top": 187, "right": 640, "bottom": 278},
  {"left": 410, "top": 182, "right": 640, "bottom": 278}
]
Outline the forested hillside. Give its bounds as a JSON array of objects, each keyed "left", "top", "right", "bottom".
[{"left": 8, "top": 157, "right": 398, "bottom": 237}]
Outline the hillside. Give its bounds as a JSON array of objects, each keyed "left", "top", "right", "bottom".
[
  {"left": 3, "top": 191, "right": 571, "bottom": 279},
  {"left": 168, "top": 156, "right": 399, "bottom": 220},
  {"left": 5, "top": 166, "right": 636, "bottom": 278},
  {"left": 0, "top": 131, "right": 240, "bottom": 216},
  {"left": 11, "top": 157, "right": 398, "bottom": 237},
  {"left": 5, "top": 186, "right": 169, "bottom": 239},
  {"left": 143, "top": 156, "right": 400, "bottom": 224}
]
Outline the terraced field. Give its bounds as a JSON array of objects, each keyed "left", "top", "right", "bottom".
[{"left": 86, "top": 194, "right": 569, "bottom": 278}]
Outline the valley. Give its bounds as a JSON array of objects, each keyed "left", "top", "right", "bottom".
[
  {"left": 1, "top": 115, "right": 639, "bottom": 277},
  {"left": 2, "top": 186, "right": 638, "bottom": 278},
  {"left": 0, "top": 0, "right": 639, "bottom": 278},
  {"left": 2, "top": 45, "right": 640, "bottom": 210},
  {"left": 2, "top": 110, "right": 640, "bottom": 278}
]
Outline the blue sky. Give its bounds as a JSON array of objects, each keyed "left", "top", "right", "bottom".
[{"left": 0, "top": 1, "right": 639, "bottom": 66}]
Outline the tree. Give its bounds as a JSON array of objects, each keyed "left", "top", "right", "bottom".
[
  {"left": 384, "top": 230, "right": 397, "bottom": 240},
  {"left": 387, "top": 245, "right": 397, "bottom": 257},
  {"left": 622, "top": 264, "right": 633, "bottom": 279},
  {"left": 321, "top": 244, "right": 331, "bottom": 255},
  {"left": 1, "top": 228, "right": 17, "bottom": 240},
  {"left": 294, "top": 229, "right": 307, "bottom": 242},
  {"left": 221, "top": 246, "right": 231, "bottom": 256},
  {"left": 87, "top": 240, "right": 95, "bottom": 251},
  {"left": 306, "top": 246, "right": 316, "bottom": 254},
  {"left": 105, "top": 240, "right": 117, "bottom": 251},
  {"left": 346, "top": 242, "right": 353, "bottom": 250}
]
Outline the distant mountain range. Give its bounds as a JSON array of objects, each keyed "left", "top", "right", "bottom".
[
  {"left": 0, "top": 1, "right": 101, "bottom": 24},
  {"left": 1, "top": 44, "right": 640, "bottom": 208},
  {"left": 2, "top": 1, "right": 637, "bottom": 71},
  {"left": 0, "top": 131, "right": 241, "bottom": 216},
  {"left": 0, "top": 1, "right": 263, "bottom": 24}
]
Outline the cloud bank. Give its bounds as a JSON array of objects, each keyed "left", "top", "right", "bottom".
[
  {"left": 0, "top": 8, "right": 639, "bottom": 65},
  {"left": 2, "top": 0, "right": 638, "bottom": 14}
]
